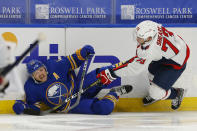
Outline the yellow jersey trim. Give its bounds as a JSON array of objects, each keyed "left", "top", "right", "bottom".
[
  {"left": 67, "top": 56, "right": 75, "bottom": 70},
  {"left": 103, "top": 95, "right": 118, "bottom": 106},
  {"left": 70, "top": 55, "right": 77, "bottom": 69},
  {"left": 76, "top": 48, "right": 85, "bottom": 60},
  {"left": 53, "top": 72, "right": 60, "bottom": 80}
]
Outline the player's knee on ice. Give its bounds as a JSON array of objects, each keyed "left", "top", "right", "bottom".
[
  {"left": 91, "top": 98, "right": 114, "bottom": 115},
  {"left": 69, "top": 98, "right": 115, "bottom": 115}
]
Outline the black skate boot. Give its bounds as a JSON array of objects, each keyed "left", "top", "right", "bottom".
[
  {"left": 143, "top": 96, "right": 158, "bottom": 106},
  {"left": 110, "top": 85, "right": 133, "bottom": 96},
  {"left": 171, "top": 88, "right": 184, "bottom": 110}
]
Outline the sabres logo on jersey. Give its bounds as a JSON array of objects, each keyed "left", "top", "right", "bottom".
[{"left": 46, "top": 82, "right": 68, "bottom": 105}]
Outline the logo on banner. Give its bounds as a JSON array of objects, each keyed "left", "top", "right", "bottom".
[
  {"left": 35, "top": 4, "right": 107, "bottom": 20},
  {"left": 121, "top": 5, "right": 135, "bottom": 20},
  {"left": 35, "top": 4, "right": 49, "bottom": 19},
  {"left": 0, "top": 7, "right": 22, "bottom": 19},
  {"left": 120, "top": 4, "right": 193, "bottom": 20}
]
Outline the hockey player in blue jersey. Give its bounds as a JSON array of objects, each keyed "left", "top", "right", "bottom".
[{"left": 13, "top": 45, "right": 132, "bottom": 115}]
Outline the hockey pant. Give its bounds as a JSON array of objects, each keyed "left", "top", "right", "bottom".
[{"left": 148, "top": 58, "right": 186, "bottom": 99}]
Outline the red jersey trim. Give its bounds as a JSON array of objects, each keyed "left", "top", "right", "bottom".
[{"left": 165, "top": 44, "right": 190, "bottom": 70}]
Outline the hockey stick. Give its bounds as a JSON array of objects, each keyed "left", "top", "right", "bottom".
[
  {"left": 112, "top": 56, "right": 138, "bottom": 71},
  {"left": 0, "top": 33, "right": 46, "bottom": 77},
  {"left": 67, "top": 55, "right": 91, "bottom": 111}
]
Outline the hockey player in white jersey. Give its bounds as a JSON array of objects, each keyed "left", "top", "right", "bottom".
[
  {"left": 0, "top": 32, "right": 18, "bottom": 95},
  {"left": 96, "top": 20, "right": 190, "bottom": 110}
]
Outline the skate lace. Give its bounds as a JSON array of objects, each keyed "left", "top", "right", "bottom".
[
  {"left": 146, "top": 96, "right": 153, "bottom": 101},
  {"left": 117, "top": 88, "right": 125, "bottom": 95},
  {"left": 172, "top": 97, "right": 178, "bottom": 106},
  {"left": 120, "top": 87, "right": 127, "bottom": 94},
  {"left": 172, "top": 89, "right": 184, "bottom": 106}
]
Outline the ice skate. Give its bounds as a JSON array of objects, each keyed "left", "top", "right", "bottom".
[
  {"left": 143, "top": 95, "right": 159, "bottom": 106},
  {"left": 110, "top": 85, "right": 133, "bottom": 96},
  {"left": 171, "top": 88, "right": 185, "bottom": 110}
]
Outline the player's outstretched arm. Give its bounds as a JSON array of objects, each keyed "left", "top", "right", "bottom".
[
  {"left": 64, "top": 45, "right": 95, "bottom": 70},
  {"left": 95, "top": 56, "right": 137, "bottom": 85},
  {"left": 96, "top": 55, "right": 151, "bottom": 85}
]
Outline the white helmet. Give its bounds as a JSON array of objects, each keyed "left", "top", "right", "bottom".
[{"left": 136, "top": 20, "right": 159, "bottom": 41}]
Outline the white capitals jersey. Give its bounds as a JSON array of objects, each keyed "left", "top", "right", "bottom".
[{"left": 115, "top": 25, "right": 190, "bottom": 77}]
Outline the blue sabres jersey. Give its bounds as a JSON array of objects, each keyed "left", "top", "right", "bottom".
[{"left": 24, "top": 49, "right": 86, "bottom": 111}]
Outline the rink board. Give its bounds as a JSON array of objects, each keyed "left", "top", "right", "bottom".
[
  {"left": 0, "top": 27, "right": 196, "bottom": 114},
  {"left": 0, "top": 97, "right": 197, "bottom": 114}
]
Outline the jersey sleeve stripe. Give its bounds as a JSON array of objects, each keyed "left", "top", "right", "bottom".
[
  {"left": 103, "top": 95, "right": 118, "bottom": 105},
  {"left": 70, "top": 55, "right": 78, "bottom": 69},
  {"left": 76, "top": 48, "right": 85, "bottom": 61},
  {"left": 67, "top": 56, "right": 75, "bottom": 70}
]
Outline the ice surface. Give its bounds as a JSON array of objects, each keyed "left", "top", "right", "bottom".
[{"left": 1, "top": 112, "right": 197, "bottom": 131}]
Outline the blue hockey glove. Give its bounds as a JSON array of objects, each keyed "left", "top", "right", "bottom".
[
  {"left": 81, "top": 45, "right": 95, "bottom": 59},
  {"left": 13, "top": 100, "right": 41, "bottom": 115},
  {"left": 13, "top": 100, "right": 27, "bottom": 115}
]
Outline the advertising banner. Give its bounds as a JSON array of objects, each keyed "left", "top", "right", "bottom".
[
  {"left": 0, "top": 0, "right": 27, "bottom": 24},
  {"left": 30, "top": 0, "right": 112, "bottom": 24},
  {"left": 116, "top": 0, "right": 197, "bottom": 24}
]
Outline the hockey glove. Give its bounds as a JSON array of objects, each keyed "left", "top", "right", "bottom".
[
  {"left": 13, "top": 100, "right": 27, "bottom": 115},
  {"left": 96, "top": 68, "right": 117, "bottom": 85},
  {"left": 13, "top": 100, "right": 40, "bottom": 115},
  {"left": 81, "top": 45, "right": 95, "bottom": 58}
]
